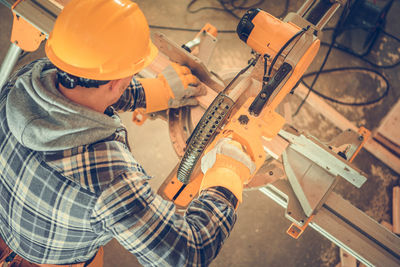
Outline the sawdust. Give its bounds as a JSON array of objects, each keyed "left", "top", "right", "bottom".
[
  {"left": 372, "top": 36, "right": 400, "bottom": 66},
  {"left": 297, "top": 68, "right": 386, "bottom": 129},
  {"left": 370, "top": 50, "right": 379, "bottom": 56},
  {"left": 320, "top": 243, "right": 339, "bottom": 267},
  {"left": 327, "top": 69, "right": 387, "bottom": 126},
  {"left": 331, "top": 95, "right": 368, "bottom": 124},
  {"left": 383, "top": 57, "right": 394, "bottom": 64},
  {"left": 357, "top": 118, "right": 366, "bottom": 126},
  {"left": 371, "top": 36, "right": 397, "bottom": 66},
  {"left": 289, "top": 99, "right": 340, "bottom": 141},
  {"left": 365, "top": 164, "right": 399, "bottom": 221},
  {"left": 370, "top": 164, "right": 397, "bottom": 185},
  {"left": 355, "top": 70, "right": 387, "bottom": 93}
]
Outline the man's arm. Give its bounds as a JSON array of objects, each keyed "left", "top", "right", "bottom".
[
  {"left": 112, "top": 78, "right": 147, "bottom": 112},
  {"left": 112, "top": 63, "right": 205, "bottom": 113},
  {"left": 91, "top": 170, "right": 237, "bottom": 267}
]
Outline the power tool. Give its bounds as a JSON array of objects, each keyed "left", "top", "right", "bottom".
[{"left": 176, "top": 1, "right": 334, "bottom": 185}]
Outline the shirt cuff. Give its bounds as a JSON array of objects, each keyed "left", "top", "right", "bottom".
[{"left": 200, "top": 186, "right": 238, "bottom": 208}]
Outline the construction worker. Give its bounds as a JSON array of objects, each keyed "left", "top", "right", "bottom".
[{"left": 0, "top": 0, "right": 255, "bottom": 266}]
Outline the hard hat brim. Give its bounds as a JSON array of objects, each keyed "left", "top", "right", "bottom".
[{"left": 46, "top": 40, "right": 158, "bottom": 81}]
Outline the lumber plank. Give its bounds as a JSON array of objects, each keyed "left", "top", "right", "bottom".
[
  {"left": 144, "top": 52, "right": 171, "bottom": 75},
  {"left": 363, "top": 140, "right": 400, "bottom": 174},
  {"left": 376, "top": 100, "right": 400, "bottom": 146},
  {"left": 262, "top": 135, "right": 289, "bottom": 159},
  {"left": 283, "top": 102, "right": 292, "bottom": 125},
  {"left": 394, "top": 186, "right": 400, "bottom": 234},
  {"left": 381, "top": 220, "right": 393, "bottom": 232},
  {"left": 196, "top": 87, "right": 217, "bottom": 108},
  {"left": 340, "top": 248, "right": 357, "bottom": 267},
  {"left": 374, "top": 133, "right": 400, "bottom": 156},
  {"left": 152, "top": 32, "right": 224, "bottom": 91},
  {"left": 142, "top": 51, "right": 218, "bottom": 109}
]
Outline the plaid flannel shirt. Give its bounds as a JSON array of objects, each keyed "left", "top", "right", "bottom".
[{"left": 0, "top": 60, "right": 237, "bottom": 266}]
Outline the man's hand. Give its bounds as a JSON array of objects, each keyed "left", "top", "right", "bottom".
[
  {"left": 163, "top": 63, "right": 206, "bottom": 108},
  {"left": 200, "top": 137, "right": 256, "bottom": 204},
  {"left": 138, "top": 62, "right": 206, "bottom": 113}
]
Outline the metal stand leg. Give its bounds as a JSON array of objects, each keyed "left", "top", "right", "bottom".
[{"left": 0, "top": 42, "right": 22, "bottom": 91}]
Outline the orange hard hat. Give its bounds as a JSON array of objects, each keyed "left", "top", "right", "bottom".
[{"left": 45, "top": 0, "right": 158, "bottom": 80}]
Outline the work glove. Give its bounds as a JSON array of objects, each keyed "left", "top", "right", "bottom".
[
  {"left": 138, "top": 62, "right": 206, "bottom": 113},
  {"left": 200, "top": 138, "right": 256, "bottom": 204}
]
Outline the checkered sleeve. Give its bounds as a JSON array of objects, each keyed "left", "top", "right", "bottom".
[
  {"left": 112, "top": 78, "right": 146, "bottom": 111},
  {"left": 91, "top": 170, "right": 237, "bottom": 267}
]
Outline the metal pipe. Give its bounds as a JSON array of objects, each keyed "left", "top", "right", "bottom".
[
  {"left": 0, "top": 43, "right": 22, "bottom": 91},
  {"left": 300, "top": 0, "right": 346, "bottom": 31},
  {"left": 297, "top": 0, "right": 317, "bottom": 17},
  {"left": 304, "top": 0, "right": 335, "bottom": 25},
  {"left": 314, "top": 2, "right": 341, "bottom": 30}
]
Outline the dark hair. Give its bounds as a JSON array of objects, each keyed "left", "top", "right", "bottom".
[{"left": 56, "top": 69, "right": 110, "bottom": 89}]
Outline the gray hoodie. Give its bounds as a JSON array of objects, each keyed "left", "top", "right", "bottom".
[{"left": 6, "top": 58, "right": 122, "bottom": 151}]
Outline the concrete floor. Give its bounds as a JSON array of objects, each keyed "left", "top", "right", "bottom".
[{"left": 1, "top": 0, "right": 400, "bottom": 266}]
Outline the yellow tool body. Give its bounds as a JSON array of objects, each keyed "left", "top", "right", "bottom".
[
  {"left": 10, "top": 12, "right": 46, "bottom": 52},
  {"left": 10, "top": 0, "right": 46, "bottom": 52},
  {"left": 244, "top": 11, "right": 300, "bottom": 59},
  {"left": 158, "top": 8, "right": 322, "bottom": 208}
]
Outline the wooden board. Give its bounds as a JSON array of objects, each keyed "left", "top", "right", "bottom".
[
  {"left": 152, "top": 32, "right": 224, "bottom": 92},
  {"left": 377, "top": 100, "right": 400, "bottom": 146},
  {"left": 394, "top": 186, "right": 400, "bottom": 234},
  {"left": 381, "top": 220, "right": 393, "bottom": 232},
  {"left": 262, "top": 135, "right": 289, "bottom": 160},
  {"left": 374, "top": 133, "right": 400, "bottom": 157},
  {"left": 196, "top": 87, "right": 217, "bottom": 108},
  {"left": 142, "top": 49, "right": 218, "bottom": 109},
  {"left": 340, "top": 248, "right": 357, "bottom": 267}
]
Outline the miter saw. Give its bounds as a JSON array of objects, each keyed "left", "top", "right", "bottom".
[
  {"left": 146, "top": 1, "right": 400, "bottom": 266},
  {"left": 154, "top": 0, "right": 353, "bottom": 215}
]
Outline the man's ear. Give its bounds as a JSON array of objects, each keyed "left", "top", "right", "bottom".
[
  {"left": 108, "top": 77, "right": 132, "bottom": 94},
  {"left": 108, "top": 79, "right": 120, "bottom": 93}
]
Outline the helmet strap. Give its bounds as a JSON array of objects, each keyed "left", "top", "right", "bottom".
[{"left": 56, "top": 69, "right": 110, "bottom": 89}]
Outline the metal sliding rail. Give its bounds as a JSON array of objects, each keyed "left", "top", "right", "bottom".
[{"left": 260, "top": 182, "right": 400, "bottom": 267}]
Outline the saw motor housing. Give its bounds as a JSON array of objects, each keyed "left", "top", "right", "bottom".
[{"left": 237, "top": 8, "right": 301, "bottom": 58}]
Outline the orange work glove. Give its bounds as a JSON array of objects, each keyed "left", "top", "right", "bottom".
[
  {"left": 200, "top": 138, "right": 256, "bottom": 204},
  {"left": 137, "top": 62, "right": 206, "bottom": 113}
]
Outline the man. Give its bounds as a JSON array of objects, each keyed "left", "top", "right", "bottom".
[{"left": 0, "top": 0, "right": 255, "bottom": 266}]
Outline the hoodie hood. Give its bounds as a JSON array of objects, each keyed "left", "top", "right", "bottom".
[{"left": 6, "top": 59, "right": 122, "bottom": 151}]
